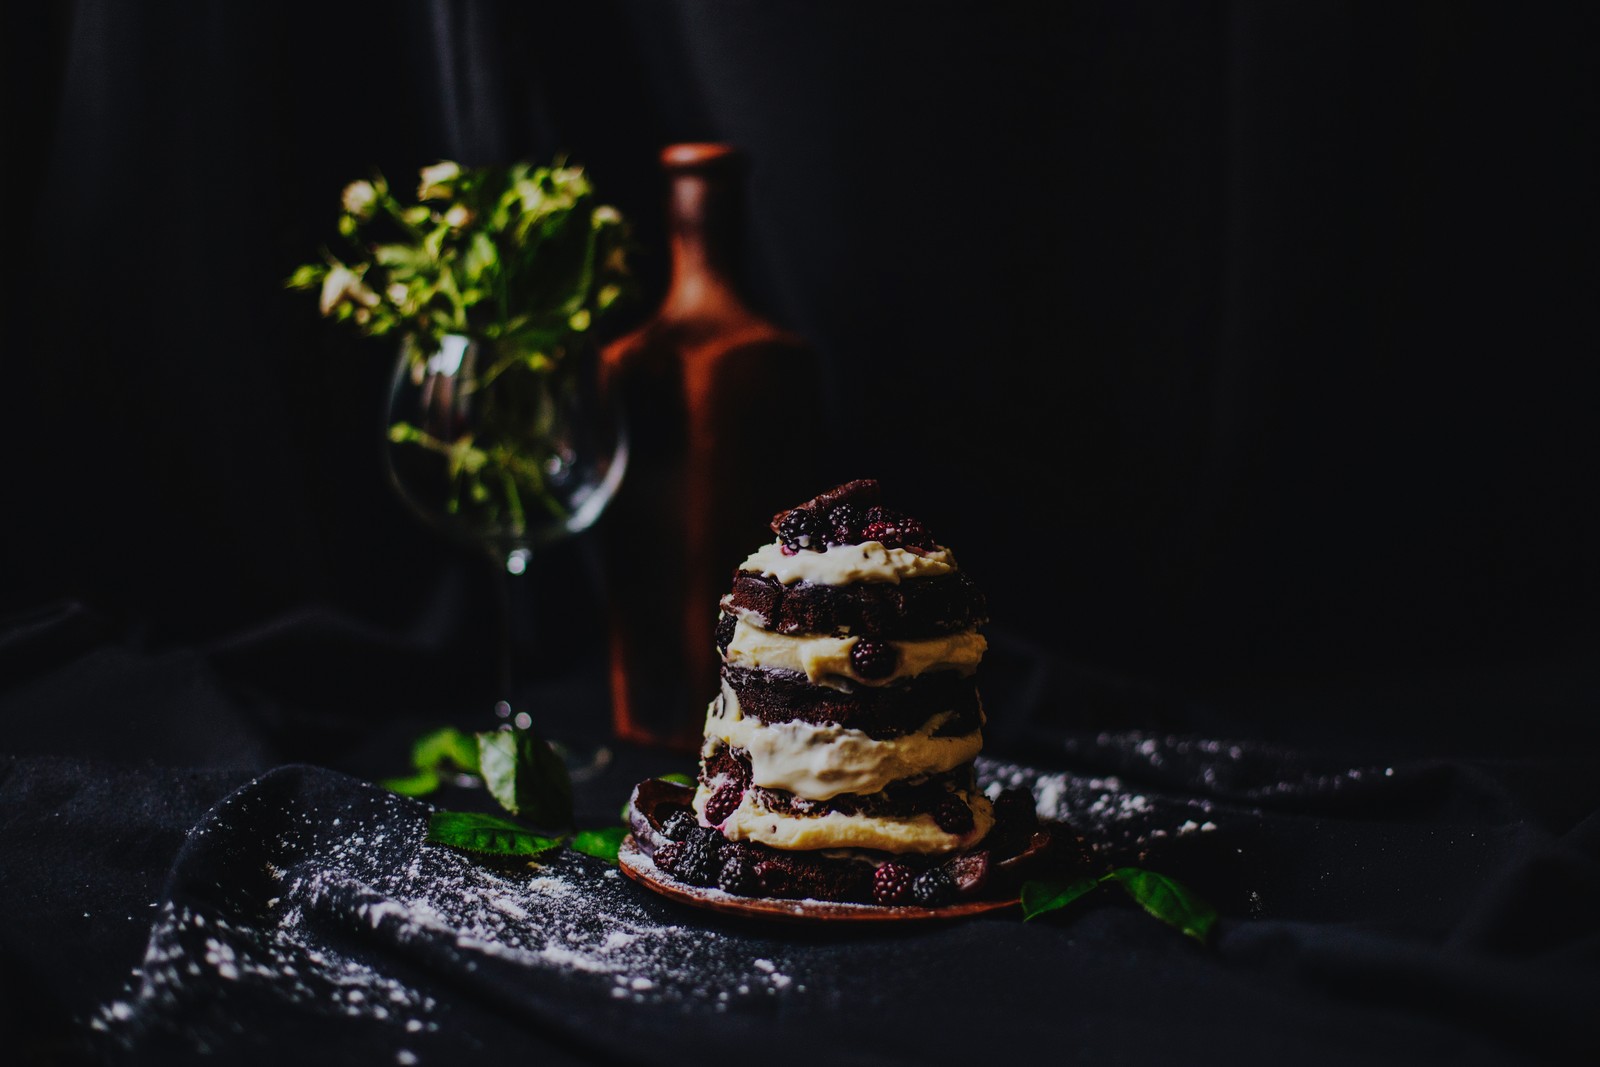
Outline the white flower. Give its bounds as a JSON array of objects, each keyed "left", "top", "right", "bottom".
[
  {"left": 340, "top": 180, "right": 377, "bottom": 218},
  {"left": 319, "top": 265, "right": 380, "bottom": 315},
  {"left": 443, "top": 203, "right": 473, "bottom": 229},
  {"left": 417, "top": 161, "right": 461, "bottom": 200}
]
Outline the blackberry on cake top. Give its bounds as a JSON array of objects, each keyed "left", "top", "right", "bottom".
[{"left": 771, "top": 479, "right": 939, "bottom": 556}]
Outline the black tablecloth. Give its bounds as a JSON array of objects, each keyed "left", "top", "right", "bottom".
[{"left": 3, "top": 602, "right": 1598, "bottom": 1066}]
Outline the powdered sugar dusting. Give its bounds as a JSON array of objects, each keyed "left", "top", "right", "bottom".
[
  {"left": 978, "top": 732, "right": 1406, "bottom": 860},
  {"left": 977, "top": 740, "right": 1237, "bottom": 860},
  {"left": 92, "top": 771, "right": 807, "bottom": 1058}
]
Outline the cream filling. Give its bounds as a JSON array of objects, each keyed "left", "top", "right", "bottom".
[
  {"left": 740, "top": 540, "right": 957, "bottom": 586},
  {"left": 703, "top": 683, "right": 982, "bottom": 800},
  {"left": 697, "top": 786, "right": 995, "bottom": 855},
  {"left": 724, "top": 617, "right": 985, "bottom": 687}
]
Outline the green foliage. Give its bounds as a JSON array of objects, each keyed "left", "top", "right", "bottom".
[
  {"left": 1021, "top": 867, "right": 1220, "bottom": 945},
  {"left": 477, "top": 727, "right": 574, "bottom": 831},
  {"left": 1020, "top": 876, "right": 1102, "bottom": 921},
  {"left": 379, "top": 726, "right": 482, "bottom": 797},
  {"left": 1102, "top": 867, "right": 1219, "bottom": 944},
  {"left": 425, "top": 811, "right": 564, "bottom": 858},
  {"left": 386, "top": 724, "right": 621, "bottom": 865},
  {"left": 287, "top": 158, "right": 634, "bottom": 544},
  {"left": 285, "top": 159, "right": 633, "bottom": 354},
  {"left": 569, "top": 827, "right": 627, "bottom": 863}
]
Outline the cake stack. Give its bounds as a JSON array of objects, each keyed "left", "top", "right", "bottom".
[{"left": 635, "top": 479, "right": 1041, "bottom": 907}]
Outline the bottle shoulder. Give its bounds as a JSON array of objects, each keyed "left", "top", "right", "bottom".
[{"left": 602, "top": 303, "right": 808, "bottom": 370}]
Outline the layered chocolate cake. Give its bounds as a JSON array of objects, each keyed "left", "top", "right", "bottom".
[{"left": 626, "top": 479, "right": 1049, "bottom": 908}]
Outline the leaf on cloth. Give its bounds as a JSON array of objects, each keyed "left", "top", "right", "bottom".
[
  {"left": 1021, "top": 867, "right": 1218, "bottom": 944},
  {"left": 477, "top": 727, "right": 574, "bottom": 830},
  {"left": 425, "top": 811, "right": 564, "bottom": 857},
  {"left": 569, "top": 826, "right": 626, "bottom": 862},
  {"left": 1020, "top": 876, "right": 1103, "bottom": 921},
  {"left": 1104, "top": 867, "right": 1218, "bottom": 944}
]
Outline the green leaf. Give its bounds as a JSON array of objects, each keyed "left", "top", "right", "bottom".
[
  {"left": 1104, "top": 867, "right": 1219, "bottom": 944},
  {"left": 410, "top": 727, "right": 480, "bottom": 776},
  {"left": 569, "top": 826, "right": 626, "bottom": 863},
  {"left": 477, "top": 728, "right": 574, "bottom": 830},
  {"left": 378, "top": 725, "right": 481, "bottom": 798},
  {"left": 380, "top": 769, "right": 441, "bottom": 797},
  {"left": 1020, "top": 876, "right": 1104, "bottom": 922},
  {"left": 425, "top": 810, "right": 563, "bottom": 858}
]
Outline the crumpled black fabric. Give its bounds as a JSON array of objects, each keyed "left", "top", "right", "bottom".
[
  {"left": 3, "top": 604, "right": 1597, "bottom": 1065},
  {"left": 39, "top": 735, "right": 1598, "bottom": 1067}
]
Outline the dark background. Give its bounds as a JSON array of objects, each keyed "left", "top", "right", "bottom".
[{"left": 6, "top": 1, "right": 1599, "bottom": 763}]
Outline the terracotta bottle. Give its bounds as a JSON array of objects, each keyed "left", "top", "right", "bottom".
[{"left": 599, "top": 143, "right": 822, "bottom": 752}]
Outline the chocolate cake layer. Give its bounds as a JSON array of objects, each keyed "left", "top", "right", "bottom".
[
  {"left": 721, "top": 665, "right": 983, "bottom": 738},
  {"left": 721, "top": 570, "right": 988, "bottom": 639}
]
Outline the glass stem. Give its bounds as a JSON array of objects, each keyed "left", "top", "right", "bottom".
[{"left": 491, "top": 549, "right": 530, "bottom": 724}]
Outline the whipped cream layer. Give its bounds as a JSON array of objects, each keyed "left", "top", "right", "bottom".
[
  {"left": 740, "top": 540, "right": 957, "bottom": 586},
  {"left": 697, "top": 785, "right": 995, "bottom": 854},
  {"left": 724, "top": 616, "right": 985, "bottom": 688},
  {"left": 703, "top": 683, "right": 983, "bottom": 800}
]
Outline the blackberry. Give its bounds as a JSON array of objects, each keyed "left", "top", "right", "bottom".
[
  {"left": 657, "top": 830, "right": 721, "bottom": 886},
  {"left": 714, "top": 612, "right": 736, "bottom": 653},
  {"left": 777, "top": 508, "right": 822, "bottom": 553},
  {"left": 897, "top": 517, "right": 934, "bottom": 551},
  {"left": 753, "top": 860, "right": 794, "bottom": 898},
  {"left": 652, "top": 841, "right": 683, "bottom": 874},
  {"left": 860, "top": 507, "right": 935, "bottom": 552},
  {"left": 933, "top": 795, "right": 975, "bottom": 835},
  {"left": 872, "top": 861, "right": 916, "bottom": 906},
  {"left": 993, "top": 787, "right": 1039, "bottom": 831},
  {"left": 860, "top": 506, "right": 904, "bottom": 547},
  {"left": 825, "top": 502, "right": 863, "bottom": 546},
  {"left": 850, "top": 639, "right": 899, "bottom": 680},
  {"left": 659, "top": 808, "right": 699, "bottom": 841},
  {"left": 989, "top": 787, "right": 1043, "bottom": 857},
  {"left": 702, "top": 782, "right": 745, "bottom": 825},
  {"left": 909, "top": 867, "right": 956, "bottom": 907},
  {"left": 717, "top": 853, "right": 760, "bottom": 896}
]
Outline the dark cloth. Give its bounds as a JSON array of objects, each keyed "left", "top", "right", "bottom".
[{"left": 2, "top": 605, "right": 1597, "bottom": 1066}]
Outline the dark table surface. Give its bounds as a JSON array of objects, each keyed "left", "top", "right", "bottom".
[{"left": 3, "top": 599, "right": 1598, "bottom": 1067}]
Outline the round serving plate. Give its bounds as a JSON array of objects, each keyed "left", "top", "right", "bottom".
[{"left": 617, "top": 834, "right": 1021, "bottom": 924}]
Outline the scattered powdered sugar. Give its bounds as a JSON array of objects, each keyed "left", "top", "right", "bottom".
[
  {"left": 91, "top": 898, "right": 437, "bottom": 1044},
  {"left": 978, "top": 731, "right": 1403, "bottom": 860},
  {"left": 91, "top": 771, "right": 806, "bottom": 1060},
  {"left": 977, "top": 741, "right": 1235, "bottom": 860}
]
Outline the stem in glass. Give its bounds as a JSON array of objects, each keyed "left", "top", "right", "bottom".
[{"left": 492, "top": 546, "right": 534, "bottom": 728}]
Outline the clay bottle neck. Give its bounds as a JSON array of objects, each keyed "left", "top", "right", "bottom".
[{"left": 659, "top": 148, "right": 751, "bottom": 323}]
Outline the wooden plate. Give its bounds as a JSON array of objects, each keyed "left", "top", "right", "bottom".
[{"left": 617, "top": 834, "right": 1021, "bottom": 924}]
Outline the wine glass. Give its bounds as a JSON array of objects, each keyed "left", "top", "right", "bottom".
[{"left": 382, "top": 331, "right": 627, "bottom": 780}]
